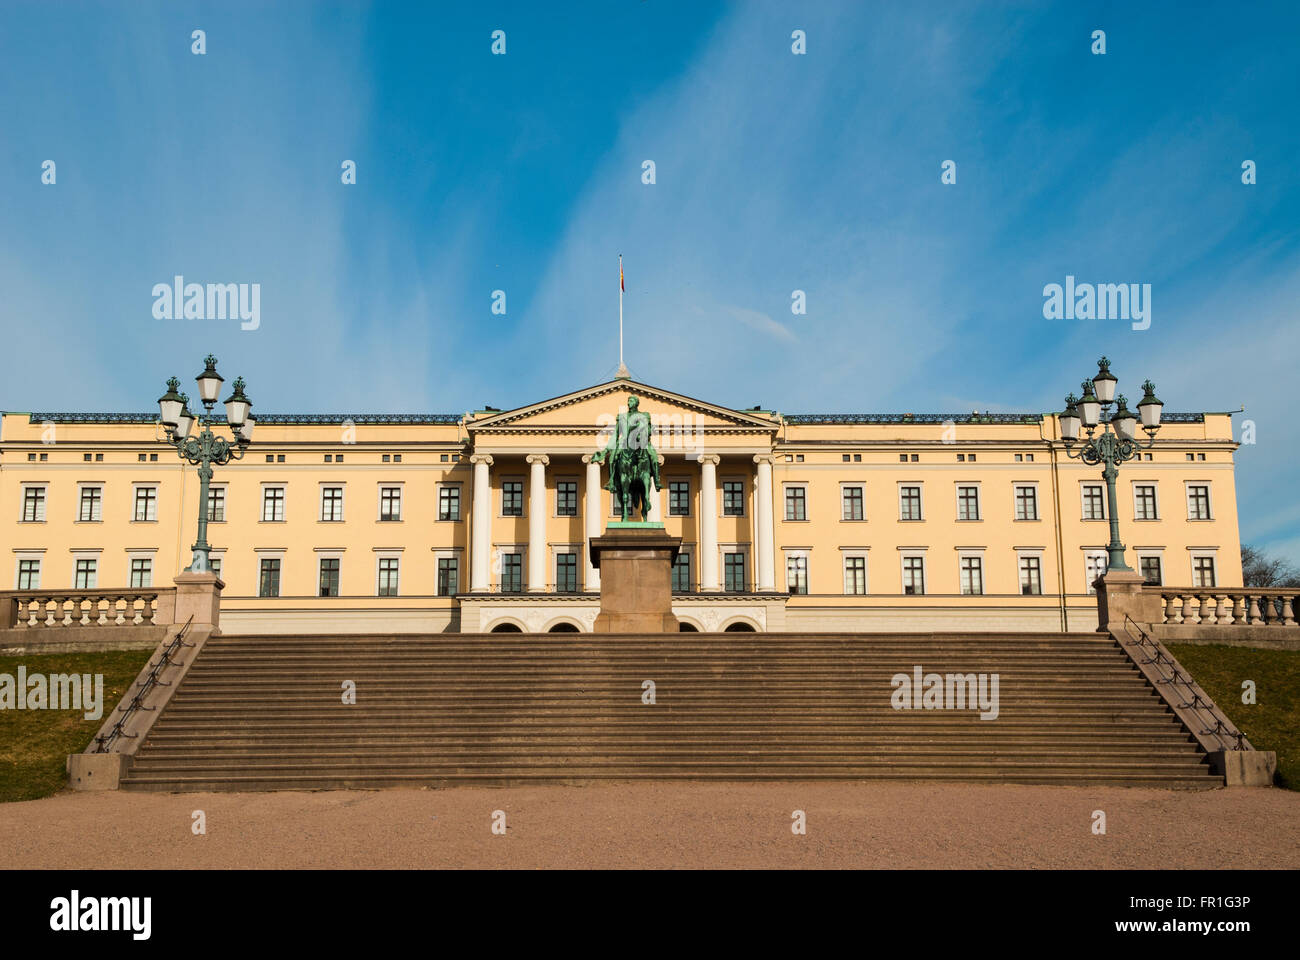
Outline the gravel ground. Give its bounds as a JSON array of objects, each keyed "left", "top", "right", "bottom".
[{"left": 2, "top": 782, "right": 1297, "bottom": 869}]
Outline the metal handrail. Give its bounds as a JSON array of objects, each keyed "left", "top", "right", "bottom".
[
  {"left": 92, "top": 616, "right": 195, "bottom": 754},
  {"left": 1122, "top": 614, "right": 1247, "bottom": 751}
]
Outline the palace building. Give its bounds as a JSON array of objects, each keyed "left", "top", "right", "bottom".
[{"left": 0, "top": 376, "right": 1242, "bottom": 634}]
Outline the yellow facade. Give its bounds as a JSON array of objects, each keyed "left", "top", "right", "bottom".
[{"left": 0, "top": 378, "right": 1242, "bottom": 633}]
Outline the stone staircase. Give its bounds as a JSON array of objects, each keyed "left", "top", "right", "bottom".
[{"left": 119, "top": 632, "right": 1220, "bottom": 791}]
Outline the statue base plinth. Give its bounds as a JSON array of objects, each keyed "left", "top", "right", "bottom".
[{"left": 589, "top": 527, "right": 681, "bottom": 633}]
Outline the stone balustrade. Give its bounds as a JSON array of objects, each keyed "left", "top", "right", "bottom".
[
  {"left": 0, "top": 588, "right": 176, "bottom": 629},
  {"left": 1152, "top": 587, "right": 1298, "bottom": 627}
]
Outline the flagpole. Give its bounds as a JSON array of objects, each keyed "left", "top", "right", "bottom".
[{"left": 617, "top": 254, "right": 626, "bottom": 378}]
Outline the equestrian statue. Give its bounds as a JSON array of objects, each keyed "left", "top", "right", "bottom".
[{"left": 590, "top": 395, "right": 662, "bottom": 522}]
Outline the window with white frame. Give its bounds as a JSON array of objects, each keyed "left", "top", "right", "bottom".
[
  {"left": 672, "top": 549, "right": 692, "bottom": 592},
  {"left": 1133, "top": 484, "right": 1158, "bottom": 520},
  {"left": 1186, "top": 484, "right": 1212, "bottom": 520},
  {"left": 436, "top": 555, "right": 459, "bottom": 596},
  {"left": 960, "top": 555, "right": 984, "bottom": 595},
  {"left": 1014, "top": 484, "right": 1038, "bottom": 520},
  {"left": 1139, "top": 554, "right": 1163, "bottom": 586},
  {"left": 377, "top": 556, "right": 400, "bottom": 596},
  {"left": 321, "top": 486, "right": 344, "bottom": 522},
  {"left": 1192, "top": 554, "right": 1217, "bottom": 588},
  {"left": 843, "top": 554, "right": 867, "bottom": 595},
  {"left": 21, "top": 485, "right": 46, "bottom": 522},
  {"left": 259, "top": 558, "right": 281, "bottom": 597},
  {"left": 556, "top": 480, "right": 578, "bottom": 518},
  {"left": 668, "top": 480, "right": 691, "bottom": 517},
  {"left": 500, "top": 550, "right": 523, "bottom": 592},
  {"left": 74, "top": 557, "right": 98, "bottom": 589},
  {"left": 502, "top": 480, "right": 524, "bottom": 517},
  {"left": 16, "top": 557, "right": 41, "bottom": 590},
  {"left": 129, "top": 557, "right": 153, "bottom": 588},
  {"left": 133, "top": 485, "right": 158, "bottom": 521},
  {"left": 902, "top": 555, "right": 925, "bottom": 595},
  {"left": 1018, "top": 554, "right": 1043, "bottom": 595},
  {"left": 785, "top": 552, "right": 808, "bottom": 594},
  {"left": 784, "top": 485, "right": 807, "bottom": 521},
  {"left": 1081, "top": 484, "right": 1105, "bottom": 521},
  {"left": 957, "top": 485, "right": 980, "bottom": 521},
  {"left": 723, "top": 480, "right": 745, "bottom": 517},
  {"left": 1084, "top": 552, "right": 1107, "bottom": 594},
  {"left": 319, "top": 557, "right": 341, "bottom": 597},
  {"left": 206, "top": 486, "right": 226, "bottom": 522},
  {"left": 78, "top": 485, "right": 103, "bottom": 522},
  {"left": 899, "top": 485, "right": 923, "bottom": 521},
  {"left": 262, "top": 486, "right": 285, "bottom": 522},
  {"left": 841, "top": 484, "right": 864, "bottom": 521},
  {"left": 379, "top": 486, "right": 402, "bottom": 522},
  {"left": 555, "top": 552, "right": 579, "bottom": 592},
  {"left": 438, "top": 484, "right": 461, "bottom": 521},
  {"left": 724, "top": 551, "right": 747, "bottom": 591}
]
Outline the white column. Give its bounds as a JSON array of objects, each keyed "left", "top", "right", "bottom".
[
  {"left": 645, "top": 454, "right": 665, "bottom": 523},
  {"left": 469, "top": 454, "right": 493, "bottom": 592},
  {"left": 698, "top": 454, "right": 720, "bottom": 591},
  {"left": 582, "top": 455, "right": 602, "bottom": 590},
  {"left": 754, "top": 454, "right": 775, "bottom": 592},
  {"left": 527, "top": 454, "right": 549, "bottom": 591}
]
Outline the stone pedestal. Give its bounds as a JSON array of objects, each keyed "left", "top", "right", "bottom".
[
  {"left": 1095, "top": 569, "right": 1162, "bottom": 634},
  {"left": 589, "top": 525, "right": 681, "bottom": 633},
  {"left": 173, "top": 571, "right": 224, "bottom": 632}
]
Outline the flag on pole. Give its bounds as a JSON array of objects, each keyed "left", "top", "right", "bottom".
[{"left": 620, "top": 258, "right": 624, "bottom": 292}]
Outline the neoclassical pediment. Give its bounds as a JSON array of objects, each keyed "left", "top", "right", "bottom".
[{"left": 466, "top": 379, "right": 780, "bottom": 436}]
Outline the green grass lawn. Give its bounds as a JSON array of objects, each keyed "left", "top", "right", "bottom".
[
  {"left": 0, "top": 649, "right": 152, "bottom": 803},
  {"left": 1169, "top": 643, "right": 1300, "bottom": 790}
]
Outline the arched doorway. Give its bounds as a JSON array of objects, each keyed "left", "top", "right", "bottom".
[
  {"left": 490, "top": 622, "right": 522, "bottom": 632},
  {"left": 723, "top": 621, "right": 757, "bottom": 632},
  {"left": 547, "top": 621, "right": 581, "bottom": 632},
  {"left": 678, "top": 621, "right": 699, "bottom": 632}
]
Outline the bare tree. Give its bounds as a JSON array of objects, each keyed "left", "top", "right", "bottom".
[{"left": 1240, "top": 543, "right": 1300, "bottom": 587}]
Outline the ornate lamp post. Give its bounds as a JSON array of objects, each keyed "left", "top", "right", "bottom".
[
  {"left": 157, "top": 355, "right": 255, "bottom": 574},
  {"left": 1058, "top": 357, "right": 1163, "bottom": 574}
]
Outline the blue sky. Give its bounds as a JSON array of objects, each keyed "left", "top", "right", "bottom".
[{"left": 2, "top": 1, "right": 1298, "bottom": 559}]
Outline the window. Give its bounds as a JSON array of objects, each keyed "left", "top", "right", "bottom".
[
  {"left": 1187, "top": 484, "right": 1211, "bottom": 520},
  {"left": 17, "top": 559, "right": 41, "bottom": 590},
  {"left": 910, "top": 454, "right": 919, "bottom": 462},
  {"left": 258, "top": 559, "right": 281, "bottom": 597},
  {"left": 1014, "top": 485, "right": 1038, "bottom": 521},
  {"left": 1082, "top": 484, "right": 1105, "bottom": 520},
  {"left": 899, "top": 454, "right": 907, "bottom": 463},
  {"left": 74, "top": 558, "right": 97, "bottom": 589},
  {"left": 437, "top": 557, "right": 459, "bottom": 597},
  {"left": 968, "top": 454, "right": 976, "bottom": 462},
  {"left": 672, "top": 552, "right": 692, "bottom": 592},
  {"left": 377, "top": 557, "right": 400, "bottom": 596},
  {"left": 556, "top": 481, "right": 578, "bottom": 517},
  {"left": 324, "top": 454, "right": 333, "bottom": 463},
  {"left": 785, "top": 486, "right": 806, "bottom": 521},
  {"left": 319, "top": 558, "right": 340, "bottom": 597},
  {"left": 321, "top": 487, "right": 344, "bottom": 522},
  {"left": 842, "top": 454, "right": 850, "bottom": 462},
  {"left": 844, "top": 556, "right": 867, "bottom": 595},
  {"left": 1019, "top": 556, "right": 1043, "bottom": 595},
  {"left": 502, "top": 481, "right": 523, "bottom": 517},
  {"left": 899, "top": 486, "right": 922, "bottom": 521},
  {"left": 336, "top": 454, "right": 344, "bottom": 463},
  {"left": 1134, "top": 484, "right": 1158, "bottom": 520},
  {"left": 556, "top": 553, "right": 578, "bottom": 592},
  {"left": 22, "top": 486, "right": 46, "bottom": 522},
  {"left": 957, "top": 454, "right": 965, "bottom": 462},
  {"left": 842, "top": 485, "right": 864, "bottom": 521},
  {"left": 1193, "top": 555, "right": 1216, "bottom": 588},
  {"left": 206, "top": 487, "right": 225, "bottom": 522},
  {"left": 379, "top": 486, "right": 402, "bottom": 521},
  {"left": 501, "top": 553, "right": 522, "bottom": 593},
  {"left": 79, "top": 486, "right": 103, "bottom": 522},
  {"left": 723, "top": 480, "right": 745, "bottom": 517},
  {"left": 724, "top": 552, "right": 747, "bottom": 592},
  {"left": 439, "top": 485, "right": 461, "bottom": 521},
  {"left": 957, "top": 485, "right": 980, "bottom": 521},
  {"left": 786, "top": 555, "right": 808, "bottom": 594},
  {"left": 1085, "top": 553, "right": 1107, "bottom": 594},
  {"left": 277, "top": 454, "right": 285, "bottom": 463},
  {"left": 262, "top": 486, "right": 285, "bottom": 522},
  {"left": 902, "top": 556, "right": 925, "bottom": 595},
  {"left": 129, "top": 558, "right": 153, "bottom": 588},
  {"left": 960, "top": 556, "right": 983, "bottom": 596},
  {"left": 1140, "top": 556, "right": 1163, "bottom": 586},
  {"left": 669, "top": 481, "right": 690, "bottom": 516},
  {"left": 133, "top": 486, "right": 157, "bottom": 521},
  {"left": 210, "top": 557, "right": 222, "bottom": 579}
]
